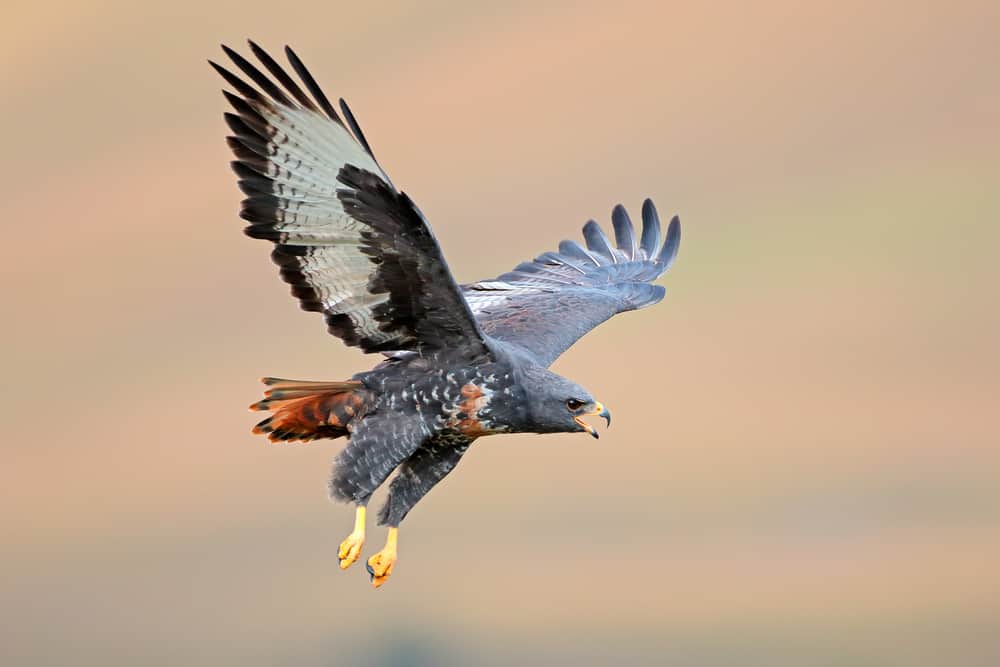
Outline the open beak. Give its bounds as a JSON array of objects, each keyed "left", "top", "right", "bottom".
[{"left": 574, "top": 401, "right": 612, "bottom": 439}]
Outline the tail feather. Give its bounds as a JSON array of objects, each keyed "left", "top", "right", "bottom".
[
  {"left": 249, "top": 377, "right": 369, "bottom": 443},
  {"left": 258, "top": 377, "right": 361, "bottom": 400}
]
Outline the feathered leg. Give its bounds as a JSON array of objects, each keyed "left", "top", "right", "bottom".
[
  {"left": 367, "top": 434, "right": 471, "bottom": 588},
  {"left": 328, "top": 416, "right": 425, "bottom": 572}
]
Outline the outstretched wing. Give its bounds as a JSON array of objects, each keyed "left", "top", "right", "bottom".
[
  {"left": 462, "top": 199, "right": 681, "bottom": 367},
  {"left": 211, "top": 41, "right": 488, "bottom": 356}
]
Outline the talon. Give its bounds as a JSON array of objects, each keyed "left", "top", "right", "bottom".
[
  {"left": 337, "top": 506, "right": 366, "bottom": 570},
  {"left": 366, "top": 527, "right": 398, "bottom": 588},
  {"left": 338, "top": 533, "right": 364, "bottom": 569}
]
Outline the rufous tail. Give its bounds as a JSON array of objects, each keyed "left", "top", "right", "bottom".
[{"left": 249, "top": 377, "right": 370, "bottom": 443}]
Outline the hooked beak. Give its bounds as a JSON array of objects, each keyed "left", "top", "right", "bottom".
[{"left": 573, "top": 401, "right": 611, "bottom": 439}]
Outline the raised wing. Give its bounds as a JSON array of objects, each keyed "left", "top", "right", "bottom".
[
  {"left": 463, "top": 200, "right": 681, "bottom": 367},
  {"left": 211, "top": 41, "right": 488, "bottom": 356}
]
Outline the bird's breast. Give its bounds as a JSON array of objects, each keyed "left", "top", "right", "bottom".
[
  {"left": 443, "top": 382, "right": 497, "bottom": 436},
  {"left": 379, "top": 363, "right": 513, "bottom": 437}
]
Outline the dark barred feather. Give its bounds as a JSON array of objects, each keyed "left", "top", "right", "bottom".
[{"left": 213, "top": 41, "right": 488, "bottom": 356}]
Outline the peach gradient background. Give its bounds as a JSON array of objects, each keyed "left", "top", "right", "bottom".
[{"left": 3, "top": 1, "right": 998, "bottom": 665}]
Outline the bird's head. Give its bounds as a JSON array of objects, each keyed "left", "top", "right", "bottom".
[{"left": 513, "top": 366, "right": 611, "bottom": 439}]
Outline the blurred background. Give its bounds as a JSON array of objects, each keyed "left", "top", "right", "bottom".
[{"left": 2, "top": 1, "right": 998, "bottom": 665}]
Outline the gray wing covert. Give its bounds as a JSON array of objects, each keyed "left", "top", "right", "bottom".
[{"left": 463, "top": 200, "right": 681, "bottom": 367}]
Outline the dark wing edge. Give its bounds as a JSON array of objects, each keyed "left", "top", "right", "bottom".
[
  {"left": 211, "top": 41, "right": 488, "bottom": 356},
  {"left": 462, "top": 199, "right": 681, "bottom": 366}
]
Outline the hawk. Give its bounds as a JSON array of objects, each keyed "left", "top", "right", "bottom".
[{"left": 211, "top": 41, "right": 682, "bottom": 587}]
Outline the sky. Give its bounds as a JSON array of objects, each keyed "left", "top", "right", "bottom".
[{"left": 2, "top": 1, "right": 999, "bottom": 665}]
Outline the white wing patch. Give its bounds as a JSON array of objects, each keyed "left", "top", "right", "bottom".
[
  {"left": 248, "top": 105, "right": 391, "bottom": 334},
  {"left": 216, "top": 44, "right": 404, "bottom": 347}
]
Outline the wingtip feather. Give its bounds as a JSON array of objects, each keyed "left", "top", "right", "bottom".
[
  {"left": 582, "top": 220, "right": 615, "bottom": 260},
  {"left": 658, "top": 215, "right": 681, "bottom": 269},
  {"left": 283, "top": 44, "right": 344, "bottom": 125},
  {"left": 639, "top": 198, "right": 661, "bottom": 257},
  {"left": 339, "top": 98, "right": 378, "bottom": 163},
  {"left": 610, "top": 204, "right": 639, "bottom": 260}
]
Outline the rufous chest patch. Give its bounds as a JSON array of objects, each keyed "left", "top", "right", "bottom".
[{"left": 445, "top": 383, "right": 492, "bottom": 437}]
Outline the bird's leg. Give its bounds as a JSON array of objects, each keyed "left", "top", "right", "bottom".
[
  {"left": 366, "top": 527, "right": 398, "bottom": 588},
  {"left": 338, "top": 505, "right": 366, "bottom": 569}
]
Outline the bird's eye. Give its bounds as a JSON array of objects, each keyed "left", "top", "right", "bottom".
[{"left": 566, "top": 398, "right": 585, "bottom": 411}]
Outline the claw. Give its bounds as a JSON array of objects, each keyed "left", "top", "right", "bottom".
[
  {"left": 366, "top": 527, "right": 398, "bottom": 588},
  {"left": 338, "top": 533, "right": 364, "bottom": 569}
]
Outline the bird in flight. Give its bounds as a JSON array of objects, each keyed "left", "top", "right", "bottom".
[{"left": 211, "top": 41, "right": 682, "bottom": 588}]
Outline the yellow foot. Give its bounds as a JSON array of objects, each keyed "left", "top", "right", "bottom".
[
  {"left": 338, "top": 506, "right": 366, "bottom": 570},
  {"left": 365, "top": 527, "right": 398, "bottom": 588}
]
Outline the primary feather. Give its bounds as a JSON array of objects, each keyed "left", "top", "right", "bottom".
[{"left": 212, "top": 41, "right": 487, "bottom": 355}]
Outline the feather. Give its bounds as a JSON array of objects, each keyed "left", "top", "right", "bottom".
[
  {"left": 611, "top": 204, "right": 639, "bottom": 260},
  {"left": 247, "top": 40, "right": 318, "bottom": 112},
  {"left": 209, "top": 60, "right": 269, "bottom": 105},
  {"left": 558, "top": 239, "right": 601, "bottom": 267},
  {"left": 464, "top": 199, "right": 682, "bottom": 367},
  {"left": 250, "top": 377, "right": 370, "bottom": 443},
  {"left": 340, "top": 98, "right": 379, "bottom": 164},
  {"left": 658, "top": 215, "right": 682, "bottom": 269},
  {"left": 639, "top": 198, "right": 661, "bottom": 257},
  {"left": 582, "top": 220, "right": 616, "bottom": 260},
  {"left": 222, "top": 44, "right": 295, "bottom": 107},
  {"left": 284, "top": 45, "right": 344, "bottom": 126},
  {"left": 534, "top": 251, "right": 586, "bottom": 274}
]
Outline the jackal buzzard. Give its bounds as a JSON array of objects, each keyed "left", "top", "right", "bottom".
[{"left": 211, "top": 41, "right": 682, "bottom": 587}]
